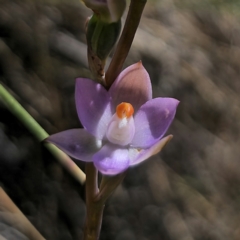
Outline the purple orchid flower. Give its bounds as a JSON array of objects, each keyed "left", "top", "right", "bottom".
[{"left": 46, "top": 62, "right": 179, "bottom": 175}]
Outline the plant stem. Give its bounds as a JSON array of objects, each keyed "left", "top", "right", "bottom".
[
  {"left": 97, "top": 172, "right": 127, "bottom": 203},
  {"left": 83, "top": 1, "right": 147, "bottom": 238},
  {"left": 105, "top": 0, "right": 147, "bottom": 88},
  {"left": 0, "top": 84, "right": 86, "bottom": 184},
  {"left": 84, "top": 163, "right": 104, "bottom": 240},
  {"left": 83, "top": 167, "right": 127, "bottom": 240}
]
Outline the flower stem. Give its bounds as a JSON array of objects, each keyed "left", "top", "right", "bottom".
[
  {"left": 83, "top": 1, "right": 147, "bottom": 238},
  {"left": 97, "top": 172, "right": 127, "bottom": 203},
  {"left": 105, "top": 0, "right": 147, "bottom": 88},
  {"left": 0, "top": 84, "right": 86, "bottom": 184},
  {"left": 84, "top": 163, "right": 104, "bottom": 240},
  {"left": 83, "top": 165, "right": 126, "bottom": 240}
]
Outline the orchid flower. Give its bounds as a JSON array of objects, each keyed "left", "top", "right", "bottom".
[{"left": 46, "top": 62, "right": 179, "bottom": 175}]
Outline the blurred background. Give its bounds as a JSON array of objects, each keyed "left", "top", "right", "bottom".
[{"left": 1, "top": 0, "right": 240, "bottom": 239}]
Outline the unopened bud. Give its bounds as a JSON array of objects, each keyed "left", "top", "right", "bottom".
[{"left": 86, "top": 14, "right": 121, "bottom": 83}]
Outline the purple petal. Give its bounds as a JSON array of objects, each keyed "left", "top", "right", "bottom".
[
  {"left": 93, "top": 144, "right": 129, "bottom": 175},
  {"left": 109, "top": 62, "right": 152, "bottom": 112},
  {"left": 75, "top": 78, "right": 113, "bottom": 139},
  {"left": 45, "top": 129, "right": 102, "bottom": 162},
  {"left": 130, "top": 135, "right": 173, "bottom": 166},
  {"left": 131, "top": 98, "right": 179, "bottom": 148}
]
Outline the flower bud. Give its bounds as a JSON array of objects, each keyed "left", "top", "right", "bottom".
[
  {"left": 86, "top": 14, "right": 121, "bottom": 82},
  {"left": 87, "top": 14, "right": 121, "bottom": 60}
]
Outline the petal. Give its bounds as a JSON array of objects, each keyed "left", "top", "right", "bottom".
[
  {"left": 93, "top": 143, "right": 130, "bottom": 175},
  {"left": 109, "top": 62, "right": 152, "bottom": 112},
  {"left": 45, "top": 129, "right": 102, "bottom": 162},
  {"left": 131, "top": 98, "right": 179, "bottom": 148},
  {"left": 130, "top": 135, "right": 173, "bottom": 166},
  {"left": 75, "top": 78, "right": 113, "bottom": 139}
]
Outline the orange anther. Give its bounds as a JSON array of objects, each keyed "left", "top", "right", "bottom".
[{"left": 116, "top": 102, "right": 134, "bottom": 119}]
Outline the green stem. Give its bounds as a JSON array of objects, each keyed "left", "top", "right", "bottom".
[
  {"left": 105, "top": 0, "right": 147, "bottom": 88},
  {"left": 0, "top": 84, "right": 86, "bottom": 184}
]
